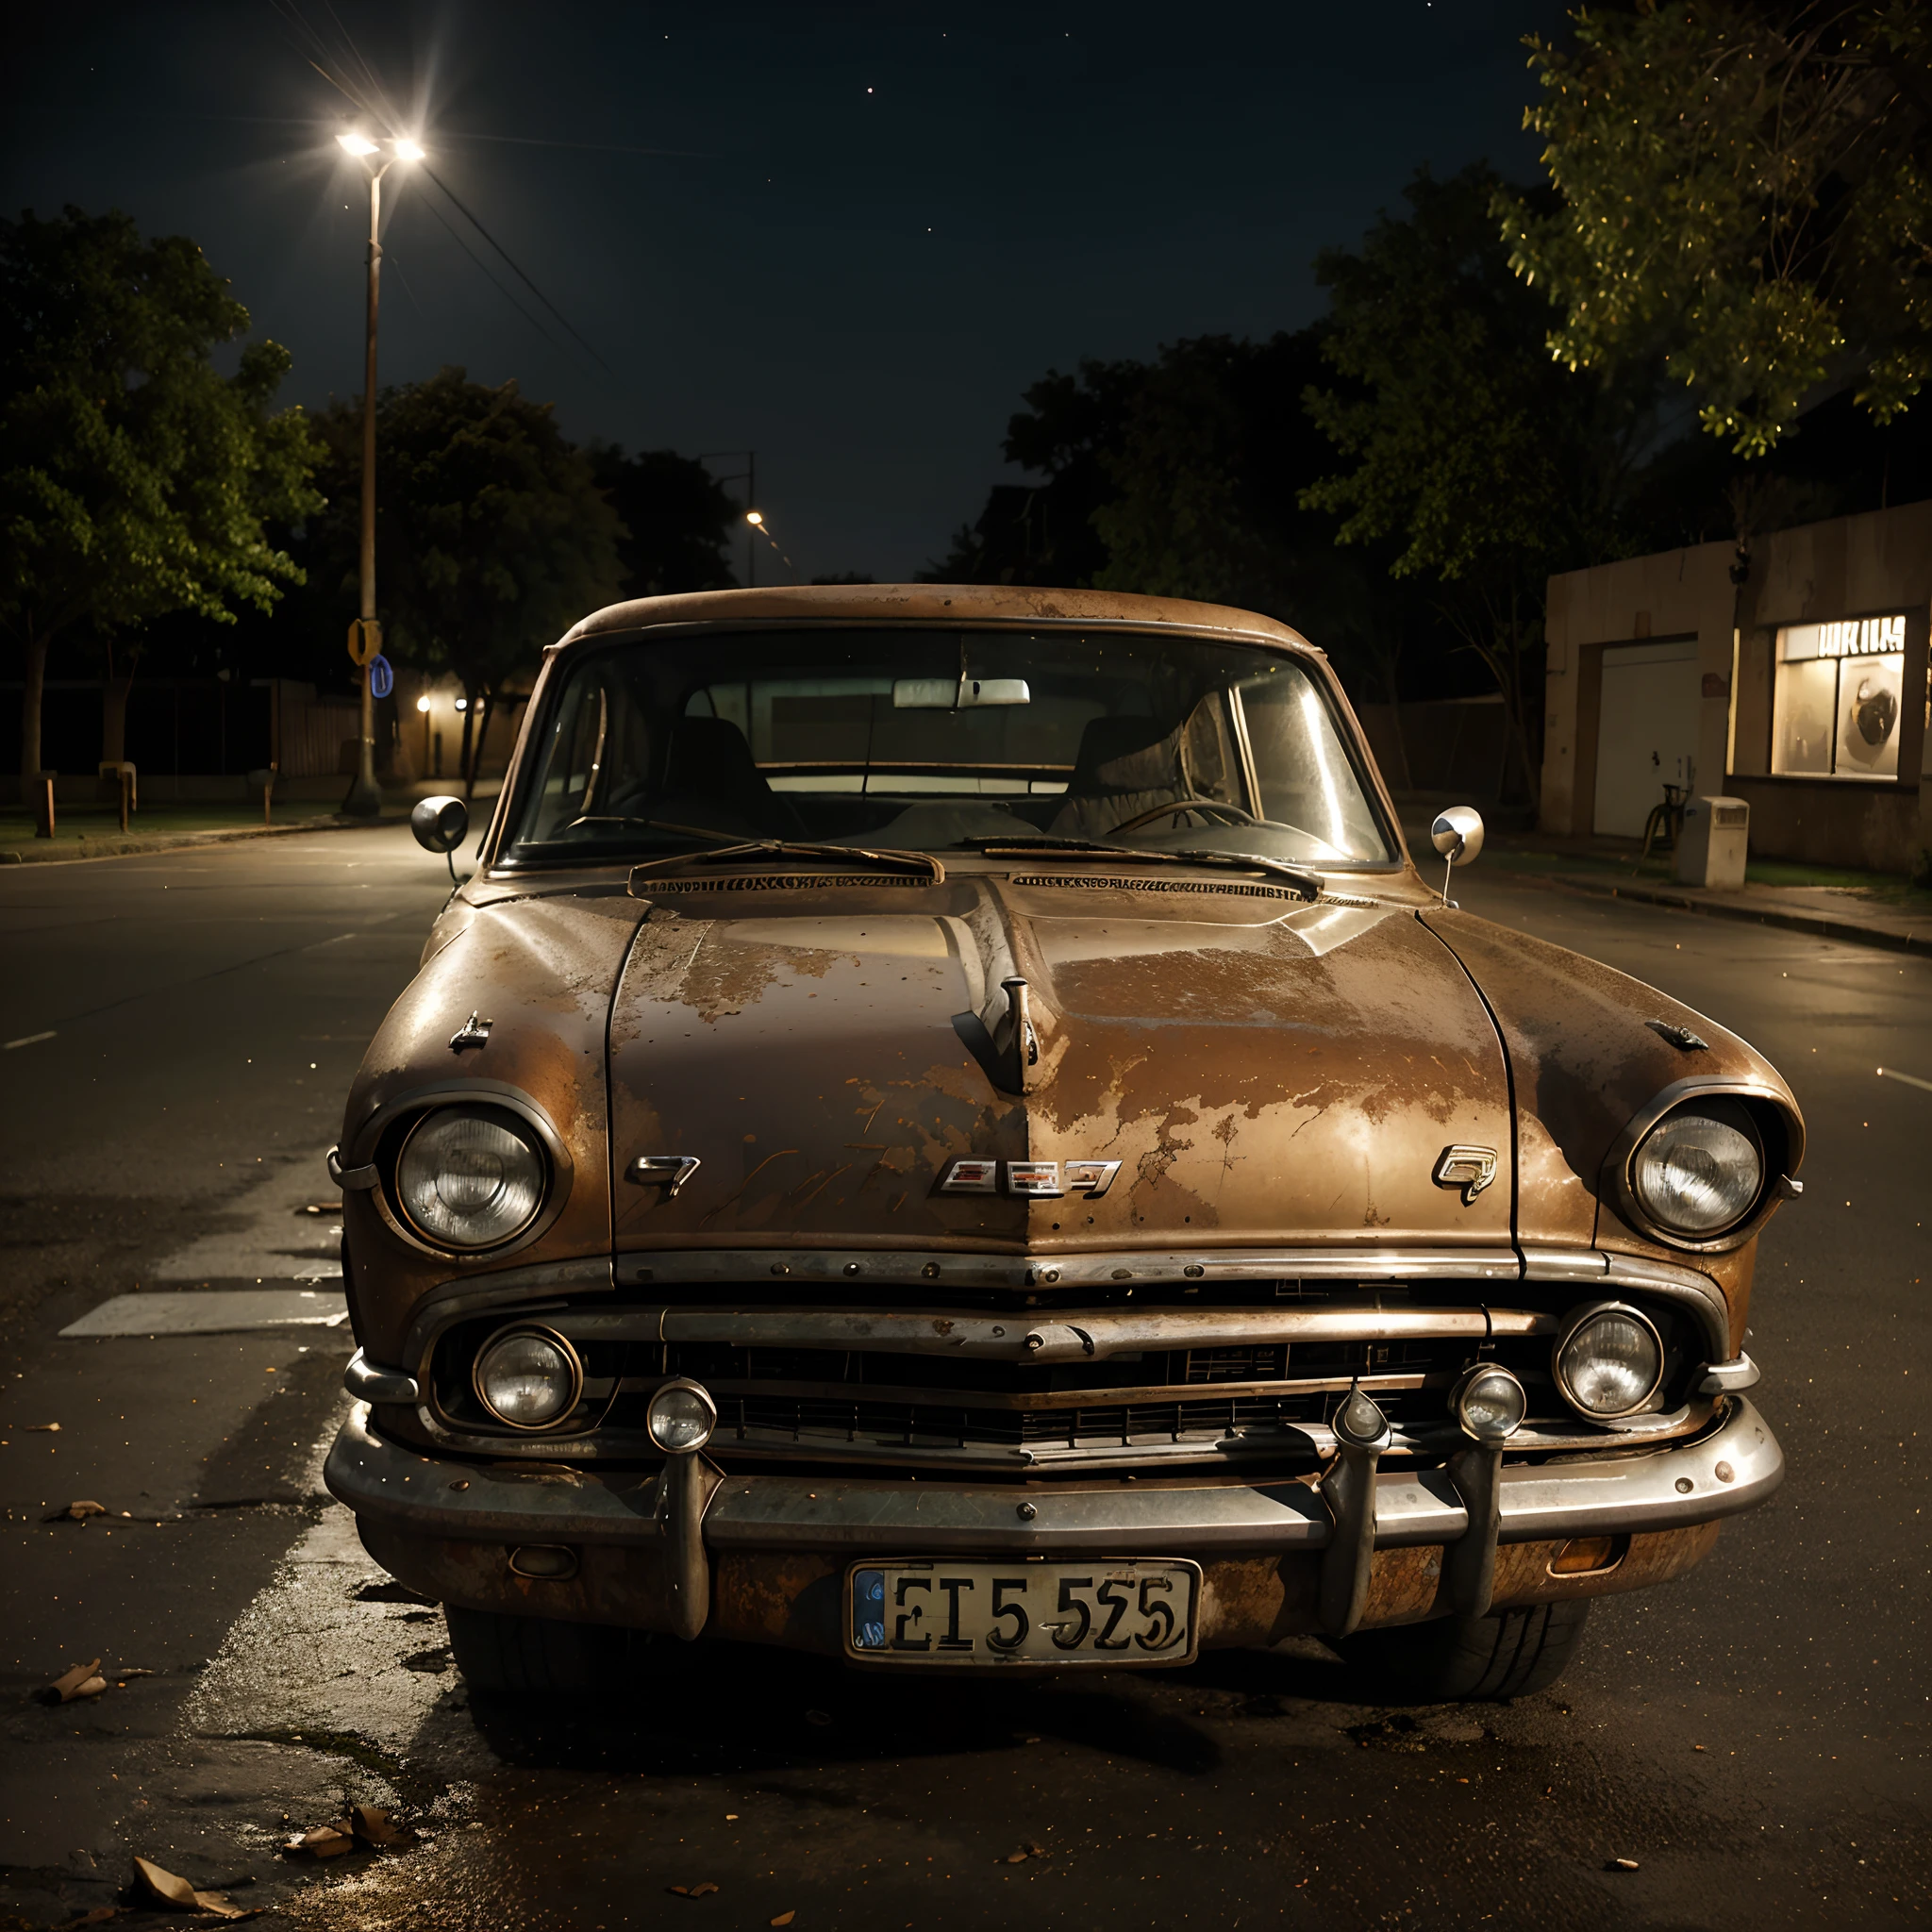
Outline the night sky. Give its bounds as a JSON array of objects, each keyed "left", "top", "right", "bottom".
[{"left": 7, "top": 2, "right": 1565, "bottom": 584}]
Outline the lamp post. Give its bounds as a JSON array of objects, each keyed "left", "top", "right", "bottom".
[{"left": 336, "top": 129, "right": 425, "bottom": 817}]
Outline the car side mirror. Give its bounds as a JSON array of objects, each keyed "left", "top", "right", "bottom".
[
  {"left": 1429, "top": 806, "right": 1485, "bottom": 906},
  {"left": 411, "top": 794, "right": 469, "bottom": 855}
]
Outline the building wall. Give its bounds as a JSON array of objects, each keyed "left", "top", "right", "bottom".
[{"left": 1543, "top": 504, "right": 1932, "bottom": 872}]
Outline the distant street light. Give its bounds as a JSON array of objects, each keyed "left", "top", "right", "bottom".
[
  {"left": 335, "top": 127, "right": 425, "bottom": 817},
  {"left": 744, "top": 508, "right": 798, "bottom": 581}
]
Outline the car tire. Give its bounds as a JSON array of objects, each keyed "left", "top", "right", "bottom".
[
  {"left": 444, "top": 1606, "right": 645, "bottom": 1695},
  {"left": 1333, "top": 1599, "right": 1591, "bottom": 1702}
]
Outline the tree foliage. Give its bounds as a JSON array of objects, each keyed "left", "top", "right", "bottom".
[
  {"left": 587, "top": 444, "right": 739, "bottom": 598},
  {"left": 0, "top": 206, "right": 321, "bottom": 785},
  {"left": 1504, "top": 1, "right": 1932, "bottom": 457},
  {"left": 1303, "top": 164, "right": 1660, "bottom": 796},
  {"left": 308, "top": 367, "right": 625, "bottom": 788}
]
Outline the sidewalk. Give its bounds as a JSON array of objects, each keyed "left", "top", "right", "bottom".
[{"left": 1398, "top": 807, "right": 1932, "bottom": 956}]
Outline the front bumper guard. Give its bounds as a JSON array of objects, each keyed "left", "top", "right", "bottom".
[{"left": 325, "top": 1395, "right": 1781, "bottom": 1640}]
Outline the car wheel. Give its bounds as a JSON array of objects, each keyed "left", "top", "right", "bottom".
[
  {"left": 444, "top": 1605, "right": 647, "bottom": 1695},
  {"left": 1333, "top": 1599, "right": 1591, "bottom": 1702}
]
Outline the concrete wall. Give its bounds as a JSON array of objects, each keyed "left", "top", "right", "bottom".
[{"left": 1543, "top": 503, "right": 1932, "bottom": 872}]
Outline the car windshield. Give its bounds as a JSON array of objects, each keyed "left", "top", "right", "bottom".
[{"left": 503, "top": 626, "right": 1394, "bottom": 868}]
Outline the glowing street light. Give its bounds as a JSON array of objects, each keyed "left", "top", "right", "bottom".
[
  {"left": 743, "top": 508, "right": 798, "bottom": 581},
  {"left": 744, "top": 510, "right": 764, "bottom": 527},
  {"left": 336, "top": 127, "right": 427, "bottom": 817}
]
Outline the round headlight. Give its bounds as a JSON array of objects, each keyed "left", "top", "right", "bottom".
[
  {"left": 1630, "top": 1103, "right": 1763, "bottom": 1238},
  {"left": 396, "top": 1107, "right": 546, "bottom": 1249},
  {"left": 1554, "top": 1303, "right": 1664, "bottom": 1419},
  {"left": 646, "top": 1380, "right": 717, "bottom": 1454},
  {"left": 474, "top": 1325, "right": 581, "bottom": 1430},
  {"left": 1453, "top": 1364, "right": 1526, "bottom": 1443}
]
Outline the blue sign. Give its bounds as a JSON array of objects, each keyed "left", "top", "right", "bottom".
[{"left": 369, "top": 654, "right": 394, "bottom": 700}]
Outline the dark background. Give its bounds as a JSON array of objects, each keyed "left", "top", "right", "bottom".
[{"left": 1, "top": 1, "right": 1565, "bottom": 583}]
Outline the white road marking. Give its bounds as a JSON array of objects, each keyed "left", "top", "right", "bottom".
[
  {"left": 59, "top": 1289, "right": 349, "bottom": 1337},
  {"left": 152, "top": 1149, "right": 343, "bottom": 1282}
]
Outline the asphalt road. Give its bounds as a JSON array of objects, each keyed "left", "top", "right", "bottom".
[{"left": 1, "top": 824, "right": 1926, "bottom": 1931}]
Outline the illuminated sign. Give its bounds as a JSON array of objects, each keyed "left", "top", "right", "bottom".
[{"left": 1777, "top": 614, "right": 1906, "bottom": 661}]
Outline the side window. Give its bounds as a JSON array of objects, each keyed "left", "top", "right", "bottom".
[{"left": 528, "top": 680, "right": 608, "bottom": 837}]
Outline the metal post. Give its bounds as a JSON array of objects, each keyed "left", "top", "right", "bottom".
[
  {"left": 746, "top": 450, "right": 757, "bottom": 589},
  {"left": 341, "top": 167, "right": 385, "bottom": 818}
]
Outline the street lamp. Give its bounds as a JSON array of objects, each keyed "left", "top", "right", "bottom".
[
  {"left": 336, "top": 127, "right": 425, "bottom": 816},
  {"left": 743, "top": 508, "right": 798, "bottom": 581}
]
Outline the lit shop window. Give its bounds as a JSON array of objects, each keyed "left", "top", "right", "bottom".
[{"left": 1771, "top": 614, "right": 1906, "bottom": 778}]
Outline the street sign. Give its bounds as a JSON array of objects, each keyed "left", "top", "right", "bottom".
[
  {"left": 369, "top": 654, "right": 394, "bottom": 700},
  {"left": 346, "top": 618, "right": 384, "bottom": 667}
]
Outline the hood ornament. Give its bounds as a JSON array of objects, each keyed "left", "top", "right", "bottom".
[
  {"left": 1432, "top": 1145, "right": 1498, "bottom": 1204},
  {"left": 449, "top": 1011, "right": 492, "bottom": 1052}
]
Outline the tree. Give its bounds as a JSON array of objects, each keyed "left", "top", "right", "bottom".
[
  {"left": 1504, "top": 1, "right": 1932, "bottom": 458},
  {"left": 1303, "top": 164, "right": 1660, "bottom": 802},
  {"left": 309, "top": 368, "right": 624, "bottom": 793},
  {"left": 586, "top": 444, "right": 738, "bottom": 598},
  {"left": 0, "top": 207, "right": 321, "bottom": 794}
]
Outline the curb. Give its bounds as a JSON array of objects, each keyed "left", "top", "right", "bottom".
[
  {"left": 0, "top": 813, "right": 386, "bottom": 867},
  {"left": 1515, "top": 867, "right": 1929, "bottom": 957}
]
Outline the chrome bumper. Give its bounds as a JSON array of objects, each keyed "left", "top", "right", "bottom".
[{"left": 325, "top": 1395, "right": 1781, "bottom": 1637}]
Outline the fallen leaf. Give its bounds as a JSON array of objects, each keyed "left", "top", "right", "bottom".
[
  {"left": 771, "top": 1914, "right": 795, "bottom": 1926},
  {"left": 804, "top": 1709, "right": 832, "bottom": 1726},
  {"left": 283, "top": 1823, "right": 356, "bottom": 1858},
  {"left": 1005, "top": 1852, "right": 1028, "bottom": 1864},
  {"left": 53, "top": 1499, "right": 107, "bottom": 1521},
  {"left": 1610, "top": 1857, "right": 1641, "bottom": 1872},
  {"left": 1023, "top": 1841, "right": 1046, "bottom": 1857},
  {"left": 188, "top": 1891, "right": 258, "bottom": 1922},
  {"left": 667, "top": 1886, "right": 690, "bottom": 1897},
  {"left": 690, "top": 1882, "right": 719, "bottom": 1897},
  {"left": 724, "top": 1813, "right": 740, "bottom": 1822},
  {"left": 75, "top": 1909, "right": 119, "bottom": 1924},
  {"left": 45, "top": 1658, "right": 105, "bottom": 1703},
  {"left": 349, "top": 1804, "right": 410, "bottom": 1847},
  {"left": 132, "top": 1857, "right": 200, "bottom": 1909}
]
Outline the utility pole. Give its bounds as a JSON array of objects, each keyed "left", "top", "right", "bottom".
[{"left": 336, "top": 130, "right": 425, "bottom": 817}]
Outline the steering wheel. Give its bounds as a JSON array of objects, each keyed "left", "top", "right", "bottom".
[{"left": 1106, "top": 797, "right": 1265, "bottom": 837}]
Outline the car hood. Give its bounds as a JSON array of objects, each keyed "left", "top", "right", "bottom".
[{"left": 607, "top": 875, "right": 1514, "bottom": 1256}]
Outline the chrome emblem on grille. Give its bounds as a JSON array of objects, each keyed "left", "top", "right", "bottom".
[
  {"left": 940, "top": 1158, "right": 1122, "bottom": 1199},
  {"left": 1433, "top": 1144, "right": 1498, "bottom": 1204}
]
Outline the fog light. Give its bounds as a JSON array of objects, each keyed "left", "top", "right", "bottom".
[
  {"left": 1331, "top": 1383, "right": 1391, "bottom": 1451},
  {"left": 1452, "top": 1364, "right": 1526, "bottom": 1443},
  {"left": 474, "top": 1325, "right": 581, "bottom": 1430},
  {"left": 1554, "top": 1302, "right": 1664, "bottom": 1419},
  {"left": 646, "top": 1379, "right": 717, "bottom": 1454}
]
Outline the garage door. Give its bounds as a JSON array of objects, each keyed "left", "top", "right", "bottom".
[{"left": 1593, "top": 640, "right": 1701, "bottom": 839}]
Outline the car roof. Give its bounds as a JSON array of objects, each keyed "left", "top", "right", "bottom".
[{"left": 557, "top": 582, "right": 1317, "bottom": 653}]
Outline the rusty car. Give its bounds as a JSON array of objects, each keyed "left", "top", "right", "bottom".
[{"left": 325, "top": 583, "right": 1796, "bottom": 1699}]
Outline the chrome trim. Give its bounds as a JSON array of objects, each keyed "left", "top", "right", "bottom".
[
  {"left": 629, "top": 1154, "right": 703, "bottom": 1198},
  {"left": 1432, "top": 1145, "right": 1498, "bottom": 1205},
  {"left": 660, "top": 1450, "right": 714, "bottom": 1640},
  {"left": 325, "top": 1395, "right": 1783, "bottom": 1555},
  {"left": 1605, "top": 1075, "right": 1804, "bottom": 1256},
  {"left": 1551, "top": 1301, "right": 1665, "bottom": 1421},
  {"left": 343, "top": 1349, "right": 420, "bottom": 1405},
  {"left": 326, "top": 1145, "right": 379, "bottom": 1191},
  {"left": 1444, "top": 1442, "right": 1503, "bottom": 1617},
  {"left": 1320, "top": 1387, "right": 1391, "bottom": 1636},
  {"left": 1524, "top": 1247, "right": 1732, "bottom": 1362},
  {"left": 1700, "top": 1353, "right": 1759, "bottom": 1394},
  {"left": 448, "top": 1010, "right": 493, "bottom": 1053},
  {"left": 613, "top": 1246, "right": 1525, "bottom": 1291},
  {"left": 573, "top": 1302, "right": 1556, "bottom": 1364},
  {"left": 471, "top": 1324, "right": 585, "bottom": 1432},
  {"left": 345, "top": 1081, "right": 575, "bottom": 1265}
]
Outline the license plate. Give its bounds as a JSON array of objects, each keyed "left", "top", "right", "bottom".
[{"left": 845, "top": 1559, "right": 1200, "bottom": 1666}]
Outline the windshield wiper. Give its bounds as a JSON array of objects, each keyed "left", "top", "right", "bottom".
[
  {"left": 971, "top": 836, "right": 1323, "bottom": 901},
  {"left": 628, "top": 824, "right": 946, "bottom": 888}
]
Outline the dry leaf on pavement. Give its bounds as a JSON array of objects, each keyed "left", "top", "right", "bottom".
[
  {"left": 44, "top": 1658, "right": 107, "bottom": 1703},
  {"left": 349, "top": 1804, "right": 411, "bottom": 1847},
  {"left": 51, "top": 1499, "right": 107, "bottom": 1521},
  {"left": 130, "top": 1857, "right": 258, "bottom": 1917},
  {"left": 283, "top": 1822, "right": 356, "bottom": 1857},
  {"left": 771, "top": 1914, "right": 796, "bottom": 1926}
]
